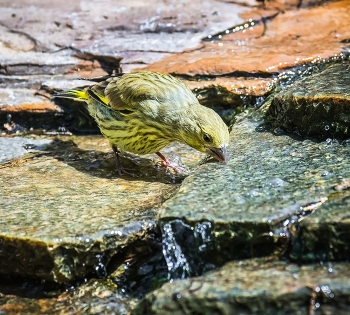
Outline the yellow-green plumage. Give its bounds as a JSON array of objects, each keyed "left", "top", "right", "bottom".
[{"left": 57, "top": 71, "right": 229, "bottom": 173}]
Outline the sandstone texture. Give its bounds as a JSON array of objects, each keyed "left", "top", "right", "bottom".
[{"left": 145, "top": 1, "right": 350, "bottom": 77}]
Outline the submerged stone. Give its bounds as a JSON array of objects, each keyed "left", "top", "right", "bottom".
[
  {"left": 132, "top": 258, "right": 350, "bottom": 315},
  {"left": 158, "top": 118, "right": 350, "bottom": 277},
  {"left": 0, "top": 135, "right": 204, "bottom": 283},
  {"left": 266, "top": 63, "right": 350, "bottom": 139}
]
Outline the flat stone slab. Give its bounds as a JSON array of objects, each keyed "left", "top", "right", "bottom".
[
  {"left": 0, "top": 0, "right": 247, "bottom": 75},
  {"left": 0, "top": 135, "right": 204, "bottom": 283},
  {"left": 0, "top": 0, "right": 250, "bottom": 125},
  {"left": 159, "top": 117, "right": 350, "bottom": 276},
  {"left": 132, "top": 258, "right": 350, "bottom": 315},
  {"left": 0, "top": 89, "right": 60, "bottom": 112},
  {"left": 145, "top": 1, "right": 350, "bottom": 76},
  {"left": 266, "top": 63, "right": 350, "bottom": 139}
]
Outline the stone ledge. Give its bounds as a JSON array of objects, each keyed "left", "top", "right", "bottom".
[{"left": 132, "top": 258, "right": 350, "bottom": 315}]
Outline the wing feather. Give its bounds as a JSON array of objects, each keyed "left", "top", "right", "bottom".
[{"left": 89, "top": 71, "right": 198, "bottom": 114}]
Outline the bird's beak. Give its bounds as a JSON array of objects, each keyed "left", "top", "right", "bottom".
[{"left": 206, "top": 145, "right": 228, "bottom": 163}]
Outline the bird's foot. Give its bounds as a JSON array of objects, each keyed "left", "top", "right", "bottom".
[
  {"left": 116, "top": 165, "right": 139, "bottom": 177},
  {"left": 112, "top": 145, "right": 138, "bottom": 177},
  {"left": 161, "top": 160, "right": 186, "bottom": 174},
  {"left": 156, "top": 151, "right": 186, "bottom": 174}
]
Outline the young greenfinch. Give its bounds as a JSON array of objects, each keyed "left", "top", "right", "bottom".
[{"left": 56, "top": 71, "right": 229, "bottom": 175}]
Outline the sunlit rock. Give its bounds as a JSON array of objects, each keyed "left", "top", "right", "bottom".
[
  {"left": 0, "top": 135, "right": 204, "bottom": 283},
  {"left": 158, "top": 118, "right": 350, "bottom": 278},
  {"left": 266, "top": 63, "right": 350, "bottom": 139},
  {"left": 145, "top": 1, "right": 350, "bottom": 76},
  {"left": 132, "top": 258, "right": 350, "bottom": 315}
]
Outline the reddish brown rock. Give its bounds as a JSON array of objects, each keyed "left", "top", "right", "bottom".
[
  {"left": 145, "top": 0, "right": 350, "bottom": 76},
  {"left": 184, "top": 77, "right": 271, "bottom": 96},
  {"left": 0, "top": 0, "right": 249, "bottom": 118},
  {"left": 0, "top": 89, "right": 59, "bottom": 112}
]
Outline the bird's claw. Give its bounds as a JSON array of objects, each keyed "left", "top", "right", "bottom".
[
  {"left": 117, "top": 166, "right": 139, "bottom": 177},
  {"left": 160, "top": 160, "right": 186, "bottom": 174}
]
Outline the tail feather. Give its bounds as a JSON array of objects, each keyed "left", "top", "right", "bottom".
[{"left": 53, "top": 87, "right": 88, "bottom": 101}]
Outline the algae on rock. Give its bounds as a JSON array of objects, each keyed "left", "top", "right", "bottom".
[{"left": 266, "top": 63, "right": 350, "bottom": 139}]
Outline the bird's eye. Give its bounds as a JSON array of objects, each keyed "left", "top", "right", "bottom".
[{"left": 203, "top": 133, "right": 211, "bottom": 143}]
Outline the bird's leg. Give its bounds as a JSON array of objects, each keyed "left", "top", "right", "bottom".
[
  {"left": 112, "top": 145, "right": 138, "bottom": 177},
  {"left": 156, "top": 152, "right": 186, "bottom": 174}
]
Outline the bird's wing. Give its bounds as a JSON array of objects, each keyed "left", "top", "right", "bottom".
[
  {"left": 86, "top": 77, "right": 136, "bottom": 115},
  {"left": 88, "top": 72, "right": 188, "bottom": 113},
  {"left": 103, "top": 74, "right": 161, "bottom": 112}
]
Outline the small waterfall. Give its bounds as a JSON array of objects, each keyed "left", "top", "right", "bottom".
[
  {"left": 161, "top": 220, "right": 214, "bottom": 281},
  {"left": 161, "top": 222, "right": 190, "bottom": 280}
]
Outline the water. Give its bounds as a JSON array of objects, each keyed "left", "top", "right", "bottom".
[{"left": 162, "top": 222, "right": 190, "bottom": 280}]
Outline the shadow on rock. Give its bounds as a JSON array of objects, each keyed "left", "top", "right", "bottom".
[{"left": 45, "top": 137, "right": 188, "bottom": 184}]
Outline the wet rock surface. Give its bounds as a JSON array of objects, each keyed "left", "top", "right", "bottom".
[
  {"left": 132, "top": 258, "right": 350, "bottom": 315},
  {"left": 290, "top": 189, "right": 350, "bottom": 262},
  {"left": 158, "top": 118, "right": 350, "bottom": 277},
  {"left": 0, "top": 135, "right": 204, "bottom": 283},
  {"left": 266, "top": 62, "right": 350, "bottom": 139},
  {"left": 1, "top": 0, "right": 350, "bottom": 313},
  {"left": 0, "top": 136, "right": 52, "bottom": 162},
  {"left": 145, "top": 1, "right": 350, "bottom": 77},
  {"left": 0, "top": 279, "right": 135, "bottom": 315}
]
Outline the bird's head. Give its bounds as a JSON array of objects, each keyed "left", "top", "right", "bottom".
[{"left": 179, "top": 104, "right": 230, "bottom": 163}]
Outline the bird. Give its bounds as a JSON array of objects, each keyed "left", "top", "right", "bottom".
[{"left": 55, "top": 71, "right": 229, "bottom": 176}]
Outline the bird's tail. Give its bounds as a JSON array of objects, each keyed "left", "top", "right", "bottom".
[{"left": 53, "top": 87, "right": 88, "bottom": 101}]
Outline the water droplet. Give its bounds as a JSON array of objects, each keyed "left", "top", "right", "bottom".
[
  {"left": 326, "top": 138, "right": 333, "bottom": 145},
  {"left": 283, "top": 219, "right": 290, "bottom": 227},
  {"left": 247, "top": 189, "right": 259, "bottom": 197},
  {"left": 268, "top": 177, "right": 287, "bottom": 188},
  {"left": 321, "top": 170, "right": 330, "bottom": 177}
]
